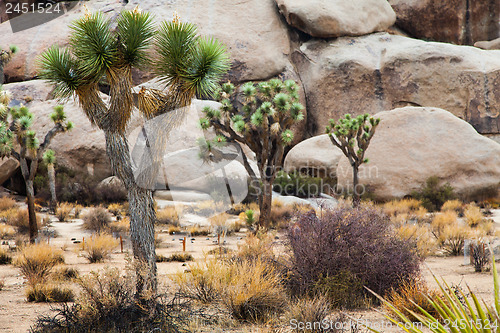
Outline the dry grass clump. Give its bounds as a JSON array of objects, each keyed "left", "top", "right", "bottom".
[
  {"left": 73, "top": 204, "right": 83, "bottom": 218},
  {"left": 157, "top": 206, "right": 181, "bottom": 226},
  {"left": 80, "top": 233, "right": 118, "bottom": 263},
  {"left": 396, "top": 224, "right": 436, "bottom": 258},
  {"left": 464, "top": 203, "right": 484, "bottom": 227},
  {"left": 383, "top": 199, "right": 422, "bottom": 216},
  {"left": 109, "top": 216, "right": 130, "bottom": 233},
  {"left": 384, "top": 278, "right": 441, "bottom": 322},
  {"left": 210, "top": 213, "right": 230, "bottom": 235},
  {"left": 189, "top": 225, "right": 210, "bottom": 236},
  {"left": 0, "top": 196, "right": 16, "bottom": 211},
  {"left": 51, "top": 266, "right": 79, "bottom": 281},
  {"left": 107, "top": 203, "right": 124, "bottom": 218},
  {"left": 55, "top": 202, "right": 73, "bottom": 222},
  {"left": 0, "top": 247, "right": 12, "bottom": 265},
  {"left": 236, "top": 233, "right": 275, "bottom": 262},
  {"left": 431, "top": 211, "right": 458, "bottom": 239},
  {"left": 26, "top": 284, "right": 74, "bottom": 303},
  {"left": 157, "top": 253, "right": 194, "bottom": 263},
  {"left": 441, "top": 199, "right": 464, "bottom": 214},
  {"left": 82, "top": 207, "right": 111, "bottom": 232},
  {"left": 15, "top": 244, "right": 64, "bottom": 286},
  {"left": 439, "top": 224, "right": 471, "bottom": 256},
  {"left": 1, "top": 208, "right": 40, "bottom": 234},
  {"left": 175, "top": 257, "right": 286, "bottom": 323},
  {"left": 283, "top": 296, "right": 332, "bottom": 332},
  {"left": 168, "top": 225, "right": 181, "bottom": 234},
  {"left": 0, "top": 223, "right": 16, "bottom": 239}
]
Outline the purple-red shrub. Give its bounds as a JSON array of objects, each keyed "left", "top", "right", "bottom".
[{"left": 286, "top": 204, "right": 421, "bottom": 307}]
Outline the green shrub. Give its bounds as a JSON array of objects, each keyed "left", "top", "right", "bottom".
[
  {"left": 411, "top": 176, "right": 455, "bottom": 211},
  {"left": 273, "top": 171, "right": 323, "bottom": 198}
]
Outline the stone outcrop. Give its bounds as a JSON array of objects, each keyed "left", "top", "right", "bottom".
[
  {"left": 293, "top": 33, "right": 500, "bottom": 136},
  {"left": 276, "top": 0, "right": 396, "bottom": 38}
]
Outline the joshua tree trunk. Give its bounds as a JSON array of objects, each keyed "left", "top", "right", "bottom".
[
  {"left": 104, "top": 131, "right": 157, "bottom": 294},
  {"left": 258, "top": 180, "right": 273, "bottom": 229},
  {"left": 25, "top": 179, "right": 37, "bottom": 243},
  {"left": 352, "top": 164, "right": 360, "bottom": 208},
  {"left": 47, "top": 163, "right": 57, "bottom": 208}
]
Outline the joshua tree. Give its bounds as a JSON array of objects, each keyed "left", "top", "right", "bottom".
[
  {"left": 325, "top": 113, "right": 380, "bottom": 207},
  {"left": 0, "top": 45, "right": 17, "bottom": 84},
  {"left": 200, "top": 79, "right": 304, "bottom": 228},
  {"left": 0, "top": 90, "right": 72, "bottom": 242},
  {"left": 38, "top": 8, "right": 229, "bottom": 294},
  {"left": 42, "top": 148, "right": 57, "bottom": 208}
]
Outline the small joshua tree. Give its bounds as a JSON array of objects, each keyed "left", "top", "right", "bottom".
[
  {"left": 326, "top": 113, "right": 380, "bottom": 207},
  {"left": 42, "top": 148, "right": 57, "bottom": 208},
  {"left": 0, "top": 45, "right": 17, "bottom": 84},
  {"left": 200, "top": 79, "right": 305, "bottom": 228},
  {"left": 0, "top": 90, "right": 72, "bottom": 242}
]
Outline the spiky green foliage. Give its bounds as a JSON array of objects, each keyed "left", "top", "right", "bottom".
[
  {"left": 199, "top": 79, "right": 305, "bottom": 228},
  {"left": 116, "top": 10, "right": 156, "bottom": 67},
  {"left": 326, "top": 113, "right": 380, "bottom": 206},
  {"left": 154, "top": 21, "right": 229, "bottom": 101},
  {"left": 43, "top": 149, "right": 56, "bottom": 165},
  {"left": 369, "top": 250, "right": 500, "bottom": 333},
  {"left": 0, "top": 45, "right": 17, "bottom": 67}
]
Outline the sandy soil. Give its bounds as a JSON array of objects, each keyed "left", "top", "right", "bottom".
[{"left": 1, "top": 210, "right": 500, "bottom": 332}]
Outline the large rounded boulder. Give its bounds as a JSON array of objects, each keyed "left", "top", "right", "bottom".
[{"left": 336, "top": 107, "right": 500, "bottom": 201}]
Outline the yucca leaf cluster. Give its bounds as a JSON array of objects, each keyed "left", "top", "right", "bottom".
[{"left": 200, "top": 78, "right": 304, "bottom": 157}]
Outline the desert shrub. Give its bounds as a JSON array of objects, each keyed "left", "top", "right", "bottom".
[
  {"left": 55, "top": 202, "right": 73, "bottom": 222},
  {"left": 73, "top": 204, "right": 83, "bottom": 218},
  {"left": 168, "top": 226, "right": 181, "bottom": 235},
  {"left": 464, "top": 203, "right": 484, "bottom": 227},
  {"left": 109, "top": 217, "right": 130, "bottom": 233},
  {"left": 286, "top": 204, "right": 421, "bottom": 306},
  {"left": 439, "top": 225, "right": 470, "bottom": 256},
  {"left": 157, "top": 253, "right": 193, "bottom": 263},
  {"left": 174, "top": 259, "right": 224, "bottom": 304},
  {"left": 107, "top": 203, "right": 125, "bottom": 220},
  {"left": 431, "top": 211, "right": 458, "bottom": 239},
  {"left": 411, "top": 176, "right": 455, "bottom": 211},
  {"left": 0, "top": 223, "right": 15, "bottom": 239},
  {"left": 396, "top": 224, "right": 436, "bottom": 258},
  {"left": 0, "top": 247, "right": 12, "bottom": 265},
  {"left": 384, "top": 278, "right": 441, "bottom": 322},
  {"left": 32, "top": 268, "right": 192, "bottom": 333},
  {"left": 82, "top": 207, "right": 111, "bottom": 232},
  {"left": 26, "top": 284, "right": 74, "bottom": 302},
  {"left": 312, "top": 271, "right": 367, "bottom": 309},
  {"left": 52, "top": 266, "right": 79, "bottom": 281},
  {"left": 236, "top": 233, "right": 275, "bottom": 262},
  {"left": 16, "top": 244, "right": 64, "bottom": 286},
  {"left": 273, "top": 171, "right": 322, "bottom": 198},
  {"left": 157, "top": 206, "right": 181, "bottom": 226},
  {"left": 80, "top": 233, "right": 118, "bottom": 263},
  {"left": 209, "top": 213, "right": 230, "bottom": 235},
  {"left": 270, "top": 200, "right": 295, "bottom": 228},
  {"left": 0, "top": 196, "right": 16, "bottom": 211},
  {"left": 469, "top": 241, "right": 490, "bottom": 272},
  {"left": 188, "top": 226, "right": 210, "bottom": 236},
  {"left": 441, "top": 199, "right": 463, "bottom": 214},
  {"left": 283, "top": 296, "right": 332, "bottom": 333}
]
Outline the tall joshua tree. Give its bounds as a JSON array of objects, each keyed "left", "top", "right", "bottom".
[
  {"left": 200, "top": 79, "right": 304, "bottom": 228},
  {"left": 38, "top": 8, "right": 229, "bottom": 295},
  {"left": 326, "top": 113, "right": 380, "bottom": 207},
  {"left": 0, "top": 91, "right": 73, "bottom": 242},
  {"left": 42, "top": 148, "right": 57, "bottom": 208}
]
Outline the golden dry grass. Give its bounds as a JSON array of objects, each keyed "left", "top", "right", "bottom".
[
  {"left": 15, "top": 244, "right": 64, "bottom": 286},
  {"left": 168, "top": 225, "right": 181, "bottom": 234},
  {"left": 80, "top": 233, "right": 118, "bottom": 263},
  {"left": 109, "top": 217, "right": 130, "bottom": 233},
  {"left": 396, "top": 223, "right": 436, "bottom": 258},
  {"left": 464, "top": 203, "right": 484, "bottom": 227},
  {"left": 431, "top": 211, "right": 458, "bottom": 238},
  {"left": 73, "top": 204, "right": 83, "bottom": 218},
  {"left": 25, "top": 283, "right": 74, "bottom": 302},
  {"left": 107, "top": 203, "right": 124, "bottom": 217},
  {"left": 157, "top": 206, "right": 181, "bottom": 226},
  {"left": 0, "top": 247, "right": 12, "bottom": 265},
  {"left": 0, "top": 223, "right": 16, "bottom": 239},
  {"left": 55, "top": 202, "right": 73, "bottom": 222},
  {"left": 0, "top": 196, "right": 16, "bottom": 211},
  {"left": 441, "top": 199, "right": 464, "bottom": 213},
  {"left": 383, "top": 199, "right": 422, "bottom": 216},
  {"left": 439, "top": 224, "right": 471, "bottom": 256}
]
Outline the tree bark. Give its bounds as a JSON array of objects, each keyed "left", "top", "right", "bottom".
[
  {"left": 258, "top": 180, "right": 273, "bottom": 229},
  {"left": 26, "top": 180, "right": 37, "bottom": 243},
  {"left": 47, "top": 163, "right": 56, "bottom": 209},
  {"left": 104, "top": 130, "right": 157, "bottom": 295},
  {"left": 353, "top": 165, "right": 360, "bottom": 208}
]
